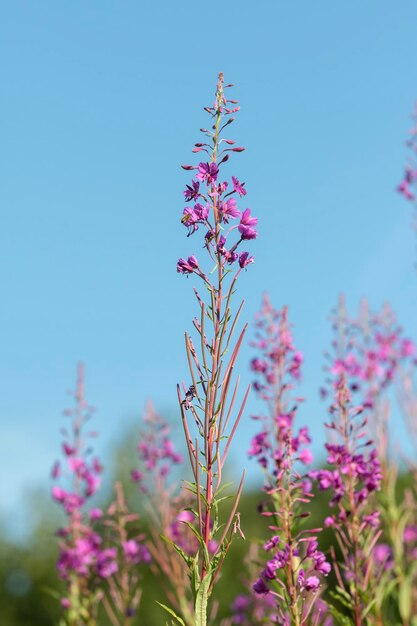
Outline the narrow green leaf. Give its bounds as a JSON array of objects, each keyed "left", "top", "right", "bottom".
[
  {"left": 195, "top": 574, "right": 212, "bottom": 626},
  {"left": 399, "top": 576, "right": 412, "bottom": 621},
  {"left": 160, "top": 534, "right": 194, "bottom": 566},
  {"left": 156, "top": 602, "right": 186, "bottom": 626}
]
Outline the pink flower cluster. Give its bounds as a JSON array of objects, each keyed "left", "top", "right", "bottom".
[
  {"left": 250, "top": 295, "right": 302, "bottom": 402},
  {"left": 253, "top": 535, "right": 331, "bottom": 596},
  {"left": 311, "top": 381, "right": 382, "bottom": 525},
  {"left": 247, "top": 296, "right": 330, "bottom": 624},
  {"left": 51, "top": 364, "right": 110, "bottom": 584},
  {"left": 322, "top": 300, "right": 415, "bottom": 407},
  {"left": 230, "top": 592, "right": 278, "bottom": 624},
  {"left": 52, "top": 365, "right": 151, "bottom": 617},
  {"left": 177, "top": 74, "right": 257, "bottom": 280},
  {"left": 248, "top": 298, "right": 310, "bottom": 477},
  {"left": 57, "top": 523, "right": 119, "bottom": 580},
  {"left": 52, "top": 453, "right": 102, "bottom": 514},
  {"left": 131, "top": 401, "right": 183, "bottom": 493}
]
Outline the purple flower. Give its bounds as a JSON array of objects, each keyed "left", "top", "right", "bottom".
[
  {"left": 314, "top": 552, "right": 331, "bottom": 575},
  {"left": 239, "top": 251, "right": 254, "bottom": 268},
  {"left": 238, "top": 208, "right": 258, "bottom": 240},
  {"left": 182, "top": 207, "right": 200, "bottom": 236},
  {"left": 52, "top": 486, "right": 67, "bottom": 503},
  {"left": 397, "top": 178, "right": 415, "bottom": 201},
  {"left": 89, "top": 508, "right": 103, "bottom": 521},
  {"left": 181, "top": 203, "right": 209, "bottom": 236},
  {"left": 96, "top": 548, "right": 118, "bottom": 578},
  {"left": 305, "top": 576, "right": 320, "bottom": 592},
  {"left": 183, "top": 180, "right": 200, "bottom": 202},
  {"left": 404, "top": 525, "right": 417, "bottom": 543},
  {"left": 177, "top": 255, "right": 199, "bottom": 274},
  {"left": 196, "top": 161, "right": 219, "bottom": 185},
  {"left": 231, "top": 595, "right": 250, "bottom": 612},
  {"left": 62, "top": 443, "right": 76, "bottom": 456},
  {"left": 122, "top": 540, "right": 141, "bottom": 564},
  {"left": 232, "top": 176, "right": 247, "bottom": 196},
  {"left": 131, "top": 469, "right": 144, "bottom": 482},
  {"left": 253, "top": 578, "right": 269, "bottom": 595},
  {"left": 263, "top": 535, "right": 280, "bottom": 551},
  {"left": 248, "top": 431, "right": 270, "bottom": 458},
  {"left": 220, "top": 197, "right": 241, "bottom": 222},
  {"left": 298, "top": 448, "right": 314, "bottom": 465},
  {"left": 363, "top": 511, "right": 380, "bottom": 528},
  {"left": 177, "top": 510, "right": 194, "bottom": 523},
  {"left": 373, "top": 543, "right": 394, "bottom": 572}
]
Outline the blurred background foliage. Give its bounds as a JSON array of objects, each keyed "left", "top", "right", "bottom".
[{"left": 1, "top": 423, "right": 412, "bottom": 625}]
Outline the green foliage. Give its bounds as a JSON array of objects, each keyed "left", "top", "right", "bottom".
[{"left": 3, "top": 452, "right": 415, "bottom": 626}]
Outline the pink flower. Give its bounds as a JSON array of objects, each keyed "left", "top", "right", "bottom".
[
  {"left": 239, "top": 251, "right": 254, "bottom": 268},
  {"left": 220, "top": 197, "right": 240, "bottom": 222},
  {"left": 397, "top": 178, "right": 415, "bottom": 201},
  {"left": 68, "top": 457, "right": 86, "bottom": 473},
  {"left": 62, "top": 443, "right": 76, "bottom": 456},
  {"left": 177, "top": 255, "right": 199, "bottom": 274},
  {"left": 232, "top": 176, "right": 247, "bottom": 196},
  {"left": 131, "top": 469, "right": 144, "bottom": 482},
  {"left": 305, "top": 575, "right": 320, "bottom": 591},
  {"left": 96, "top": 548, "right": 118, "bottom": 578},
  {"left": 404, "top": 525, "right": 417, "bottom": 543},
  {"left": 89, "top": 508, "right": 103, "bottom": 521},
  {"left": 196, "top": 161, "right": 219, "bottom": 185},
  {"left": 52, "top": 486, "right": 67, "bottom": 502},
  {"left": 238, "top": 208, "right": 258, "bottom": 240},
  {"left": 299, "top": 448, "right": 314, "bottom": 465},
  {"left": 122, "top": 540, "right": 140, "bottom": 563},
  {"left": 177, "top": 510, "right": 194, "bottom": 523},
  {"left": 183, "top": 180, "right": 200, "bottom": 202}
]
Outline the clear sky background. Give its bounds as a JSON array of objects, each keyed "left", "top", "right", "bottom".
[{"left": 1, "top": 1, "right": 417, "bottom": 539}]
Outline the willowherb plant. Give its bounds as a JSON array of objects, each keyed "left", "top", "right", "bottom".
[
  {"left": 100, "top": 481, "right": 151, "bottom": 626},
  {"left": 51, "top": 362, "right": 105, "bottom": 625},
  {"left": 51, "top": 364, "right": 149, "bottom": 626},
  {"left": 172, "top": 72, "right": 257, "bottom": 626},
  {"left": 131, "top": 400, "right": 183, "bottom": 496},
  {"left": 131, "top": 402, "right": 195, "bottom": 624},
  {"left": 225, "top": 543, "right": 280, "bottom": 625},
  {"left": 322, "top": 297, "right": 415, "bottom": 415},
  {"left": 324, "top": 297, "right": 417, "bottom": 624},
  {"left": 249, "top": 296, "right": 331, "bottom": 626},
  {"left": 312, "top": 373, "right": 384, "bottom": 626},
  {"left": 397, "top": 101, "right": 417, "bottom": 204}
]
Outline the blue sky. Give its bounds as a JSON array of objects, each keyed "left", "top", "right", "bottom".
[{"left": 1, "top": 1, "right": 417, "bottom": 538}]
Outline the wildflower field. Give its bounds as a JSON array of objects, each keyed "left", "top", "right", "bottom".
[{"left": 2, "top": 3, "right": 417, "bottom": 626}]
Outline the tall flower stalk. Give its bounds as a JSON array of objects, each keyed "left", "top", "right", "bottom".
[
  {"left": 397, "top": 101, "right": 417, "bottom": 206},
  {"left": 323, "top": 297, "right": 417, "bottom": 624},
  {"left": 101, "top": 481, "right": 150, "bottom": 626},
  {"left": 172, "top": 73, "right": 257, "bottom": 626},
  {"left": 317, "top": 300, "right": 389, "bottom": 624},
  {"left": 249, "top": 296, "right": 331, "bottom": 626},
  {"left": 312, "top": 375, "right": 384, "bottom": 626},
  {"left": 131, "top": 402, "right": 194, "bottom": 624},
  {"left": 51, "top": 363, "right": 104, "bottom": 626}
]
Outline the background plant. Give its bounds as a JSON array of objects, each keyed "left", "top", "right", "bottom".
[{"left": 248, "top": 296, "right": 331, "bottom": 626}]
